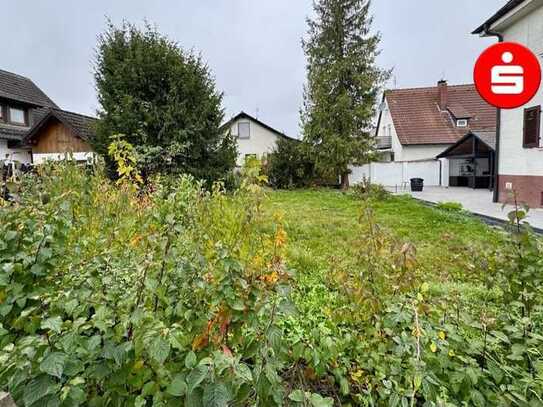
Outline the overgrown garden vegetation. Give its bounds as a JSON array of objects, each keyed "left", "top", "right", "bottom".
[
  {"left": 1, "top": 160, "right": 542, "bottom": 406},
  {"left": 2, "top": 2, "right": 542, "bottom": 405}
]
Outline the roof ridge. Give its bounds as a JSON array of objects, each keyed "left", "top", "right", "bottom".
[
  {"left": 387, "top": 83, "right": 475, "bottom": 93},
  {"left": 52, "top": 108, "right": 97, "bottom": 120},
  {"left": 0, "top": 68, "right": 32, "bottom": 81}
]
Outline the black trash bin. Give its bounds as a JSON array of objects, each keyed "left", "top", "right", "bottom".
[{"left": 410, "top": 178, "right": 424, "bottom": 192}]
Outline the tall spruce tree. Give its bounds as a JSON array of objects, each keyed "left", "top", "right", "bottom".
[{"left": 301, "top": 0, "right": 389, "bottom": 189}]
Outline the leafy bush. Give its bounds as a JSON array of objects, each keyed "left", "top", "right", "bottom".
[
  {"left": 266, "top": 138, "right": 315, "bottom": 189},
  {"left": 0, "top": 162, "right": 318, "bottom": 406},
  {"left": 1, "top": 162, "right": 542, "bottom": 406},
  {"left": 93, "top": 21, "right": 237, "bottom": 185},
  {"left": 436, "top": 201, "right": 464, "bottom": 212},
  {"left": 352, "top": 177, "right": 390, "bottom": 201}
]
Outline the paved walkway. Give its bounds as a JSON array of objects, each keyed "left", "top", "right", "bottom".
[{"left": 391, "top": 186, "right": 543, "bottom": 230}]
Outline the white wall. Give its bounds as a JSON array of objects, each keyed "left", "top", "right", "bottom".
[
  {"left": 33, "top": 152, "right": 94, "bottom": 165},
  {"left": 228, "top": 118, "right": 281, "bottom": 166},
  {"left": 350, "top": 159, "right": 442, "bottom": 187},
  {"left": 499, "top": 3, "right": 543, "bottom": 176},
  {"left": 401, "top": 144, "right": 452, "bottom": 162},
  {"left": 0, "top": 139, "right": 32, "bottom": 163},
  {"left": 376, "top": 99, "right": 404, "bottom": 159},
  {"left": 376, "top": 99, "right": 453, "bottom": 162},
  {"left": 0, "top": 139, "right": 9, "bottom": 160}
]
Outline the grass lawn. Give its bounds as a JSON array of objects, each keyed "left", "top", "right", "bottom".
[
  {"left": 262, "top": 190, "right": 540, "bottom": 404},
  {"left": 266, "top": 189, "right": 503, "bottom": 276},
  {"left": 264, "top": 189, "right": 505, "bottom": 338}
]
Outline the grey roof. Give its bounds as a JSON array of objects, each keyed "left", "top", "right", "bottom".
[
  {"left": 0, "top": 107, "right": 50, "bottom": 142},
  {"left": 436, "top": 130, "right": 496, "bottom": 158},
  {"left": 0, "top": 68, "right": 95, "bottom": 145},
  {"left": 0, "top": 125, "right": 28, "bottom": 141},
  {"left": 0, "top": 68, "right": 58, "bottom": 142},
  {"left": 473, "top": 131, "right": 496, "bottom": 150},
  {"left": 25, "top": 108, "right": 97, "bottom": 144},
  {"left": 0, "top": 69, "right": 57, "bottom": 108}
]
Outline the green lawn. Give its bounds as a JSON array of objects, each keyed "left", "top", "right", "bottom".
[
  {"left": 266, "top": 189, "right": 503, "bottom": 278},
  {"left": 264, "top": 189, "right": 505, "bottom": 342},
  {"left": 262, "top": 190, "right": 540, "bottom": 404}
]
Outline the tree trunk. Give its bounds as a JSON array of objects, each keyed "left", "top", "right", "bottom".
[{"left": 340, "top": 172, "right": 350, "bottom": 190}]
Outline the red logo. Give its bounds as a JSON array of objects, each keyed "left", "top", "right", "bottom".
[{"left": 474, "top": 42, "right": 541, "bottom": 109}]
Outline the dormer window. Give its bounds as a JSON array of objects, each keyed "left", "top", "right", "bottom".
[
  {"left": 8, "top": 107, "right": 27, "bottom": 126},
  {"left": 456, "top": 119, "right": 468, "bottom": 128}
]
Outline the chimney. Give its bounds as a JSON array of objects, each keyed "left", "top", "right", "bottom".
[{"left": 438, "top": 80, "right": 448, "bottom": 111}]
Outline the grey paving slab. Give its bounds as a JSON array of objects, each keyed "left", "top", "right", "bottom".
[{"left": 391, "top": 186, "right": 543, "bottom": 230}]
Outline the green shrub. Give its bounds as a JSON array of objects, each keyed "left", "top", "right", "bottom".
[
  {"left": 436, "top": 201, "right": 464, "bottom": 212},
  {"left": 0, "top": 162, "right": 310, "bottom": 406},
  {"left": 2, "top": 162, "right": 542, "bottom": 406},
  {"left": 266, "top": 138, "right": 315, "bottom": 189},
  {"left": 352, "top": 177, "right": 390, "bottom": 201}
]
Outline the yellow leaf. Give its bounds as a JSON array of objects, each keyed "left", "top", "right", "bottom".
[
  {"left": 438, "top": 331, "right": 446, "bottom": 340},
  {"left": 430, "top": 342, "right": 438, "bottom": 353},
  {"left": 274, "top": 228, "right": 287, "bottom": 248}
]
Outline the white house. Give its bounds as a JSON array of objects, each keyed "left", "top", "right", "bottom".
[
  {"left": 222, "top": 112, "right": 298, "bottom": 166},
  {"left": 375, "top": 81, "right": 496, "bottom": 162},
  {"left": 474, "top": 0, "right": 543, "bottom": 207}
]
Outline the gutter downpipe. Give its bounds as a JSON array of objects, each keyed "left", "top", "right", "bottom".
[{"left": 482, "top": 23, "right": 504, "bottom": 203}]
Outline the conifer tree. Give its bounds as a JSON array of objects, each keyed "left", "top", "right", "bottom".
[{"left": 302, "top": 0, "right": 389, "bottom": 189}]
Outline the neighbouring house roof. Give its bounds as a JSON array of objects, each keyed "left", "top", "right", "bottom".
[
  {"left": 221, "top": 111, "right": 299, "bottom": 142},
  {"left": 384, "top": 84, "right": 496, "bottom": 146},
  {"left": 25, "top": 108, "right": 97, "bottom": 144},
  {"left": 0, "top": 69, "right": 58, "bottom": 108},
  {"left": 0, "top": 69, "right": 95, "bottom": 153},
  {"left": 0, "top": 68, "right": 58, "bottom": 143},
  {"left": 437, "top": 131, "right": 496, "bottom": 159},
  {"left": 0, "top": 107, "right": 50, "bottom": 142},
  {"left": 472, "top": 0, "right": 527, "bottom": 34}
]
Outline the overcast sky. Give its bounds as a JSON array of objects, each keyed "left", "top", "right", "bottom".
[{"left": 2, "top": 0, "right": 503, "bottom": 138}]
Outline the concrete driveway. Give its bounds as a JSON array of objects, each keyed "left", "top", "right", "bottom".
[{"left": 391, "top": 186, "right": 543, "bottom": 231}]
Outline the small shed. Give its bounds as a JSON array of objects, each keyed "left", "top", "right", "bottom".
[
  {"left": 437, "top": 131, "right": 496, "bottom": 189},
  {"left": 24, "top": 109, "right": 96, "bottom": 164}
]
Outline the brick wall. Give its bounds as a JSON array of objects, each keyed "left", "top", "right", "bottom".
[{"left": 498, "top": 174, "right": 543, "bottom": 208}]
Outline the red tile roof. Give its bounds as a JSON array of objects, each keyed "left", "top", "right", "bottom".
[{"left": 385, "top": 84, "right": 496, "bottom": 146}]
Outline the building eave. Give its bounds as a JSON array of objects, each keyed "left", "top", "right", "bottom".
[{"left": 473, "top": 0, "right": 543, "bottom": 35}]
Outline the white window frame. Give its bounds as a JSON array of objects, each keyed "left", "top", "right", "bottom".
[
  {"left": 456, "top": 119, "right": 468, "bottom": 128},
  {"left": 8, "top": 106, "right": 27, "bottom": 126}
]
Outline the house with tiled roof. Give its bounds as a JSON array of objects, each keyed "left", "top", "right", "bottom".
[
  {"left": 0, "top": 69, "right": 96, "bottom": 164},
  {"left": 474, "top": 0, "right": 543, "bottom": 207},
  {"left": 375, "top": 80, "right": 496, "bottom": 163}
]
